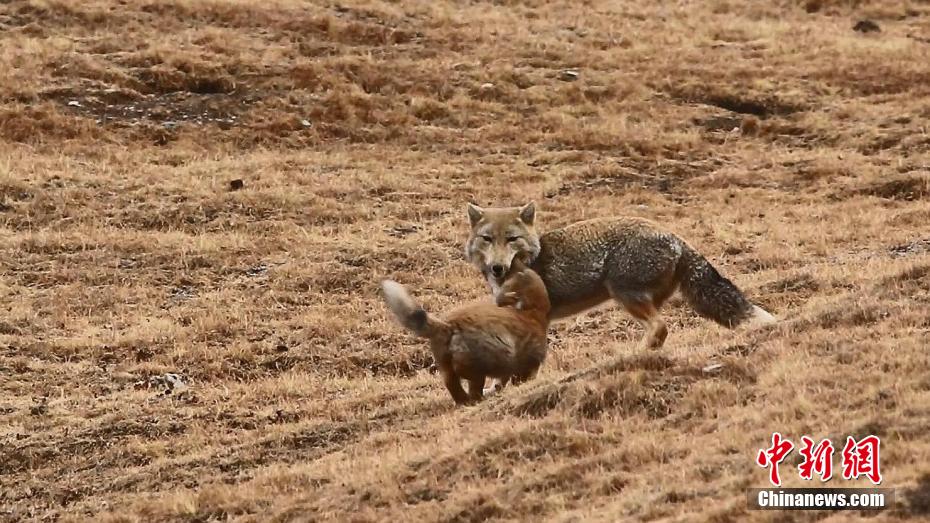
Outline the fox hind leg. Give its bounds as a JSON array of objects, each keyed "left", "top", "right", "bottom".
[
  {"left": 510, "top": 369, "right": 538, "bottom": 386},
  {"left": 631, "top": 302, "right": 668, "bottom": 350},
  {"left": 467, "top": 377, "right": 486, "bottom": 403},
  {"left": 442, "top": 369, "right": 470, "bottom": 405},
  {"left": 608, "top": 288, "right": 669, "bottom": 350},
  {"left": 604, "top": 242, "right": 680, "bottom": 350}
]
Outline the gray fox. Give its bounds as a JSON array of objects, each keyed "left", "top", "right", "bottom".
[{"left": 464, "top": 202, "right": 775, "bottom": 349}]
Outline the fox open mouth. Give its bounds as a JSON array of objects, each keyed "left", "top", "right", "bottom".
[{"left": 487, "top": 270, "right": 507, "bottom": 286}]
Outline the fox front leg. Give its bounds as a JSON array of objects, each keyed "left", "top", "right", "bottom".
[{"left": 495, "top": 291, "right": 521, "bottom": 308}]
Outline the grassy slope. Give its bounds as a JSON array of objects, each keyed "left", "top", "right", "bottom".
[{"left": 1, "top": 0, "right": 929, "bottom": 521}]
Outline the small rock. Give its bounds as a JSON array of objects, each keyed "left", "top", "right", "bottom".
[
  {"left": 853, "top": 20, "right": 880, "bottom": 33},
  {"left": 301, "top": 119, "right": 312, "bottom": 127},
  {"left": 29, "top": 397, "right": 48, "bottom": 416},
  {"left": 135, "top": 373, "right": 190, "bottom": 397},
  {"left": 163, "top": 373, "right": 187, "bottom": 392},
  {"left": 559, "top": 69, "right": 580, "bottom": 81},
  {"left": 67, "top": 100, "right": 81, "bottom": 107},
  {"left": 246, "top": 263, "right": 267, "bottom": 276},
  {"left": 479, "top": 82, "right": 495, "bottom": 91},
  {"left": 168, "top": 286, "right": 196, "bottom": 301},
  {"left": 229, "top": 179, "right": 244, "bottom": 191},
  {"left": 890, "top": 239, "right": 930, "bottom": 258},
  {"left": 387, "top": 224, "right": 419, "bottom": 238}
]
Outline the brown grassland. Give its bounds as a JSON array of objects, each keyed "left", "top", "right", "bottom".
[{"left": 1, "top": 0, "right": 929, "bottom": 521}]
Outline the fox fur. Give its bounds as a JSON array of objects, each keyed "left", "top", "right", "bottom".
[
  {"left": 464, "top": 202, "right": 775, "bottom": 350},
  {"left": 380, "top": 261, "right": 551, "bottom": 405}
]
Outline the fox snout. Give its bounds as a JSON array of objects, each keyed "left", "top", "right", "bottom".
[
  {"left": 481, "top": 247, "right": 519, "bottom": 281},
  {"left": 473, "top": 240, "right": 536, "bottom": 282}
]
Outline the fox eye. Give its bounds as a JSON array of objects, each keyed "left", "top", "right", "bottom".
[
  {"left": 506, "top": 236, "right": 521, "bottom": 243},
  {"left": 480, "top": 235, "right": 492, "bottom": 242}
]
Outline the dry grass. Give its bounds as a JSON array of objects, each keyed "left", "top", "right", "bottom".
[{"left": 1, "top": 0, "right": 929, "bottom": 521}]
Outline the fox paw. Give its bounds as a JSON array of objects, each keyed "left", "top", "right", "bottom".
[
  {"left": 495, "top": 291, "right": 520, "bottom": 307},
  {"left": 482, "top": 382, "right": 505, "bottom": 397}
]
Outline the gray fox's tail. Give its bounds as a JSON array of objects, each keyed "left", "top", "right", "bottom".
[
  {"left": 678, "top": 245, "right": 776, "bottom": 328},
  {"left": 380, "top": 280, "right": 451, "bottom": 341}
]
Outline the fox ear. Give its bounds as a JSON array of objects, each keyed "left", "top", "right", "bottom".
[
  {"left": 467, "top": 203, "right": 484, "bottom": 227},
  {"left": 519, "top": 201, "right": 536, "bottom": 225}
]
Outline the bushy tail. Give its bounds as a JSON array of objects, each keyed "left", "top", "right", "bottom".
[
  {"left": 380, "top": 280, "right": 451, "bottom": 340},
  {"left": 678, "top": 245, "right": 776, "bottom": 328}
]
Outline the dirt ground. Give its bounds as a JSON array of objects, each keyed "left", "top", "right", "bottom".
[{"left": 1, "top": 0, "right": 929, "bottom": 521}]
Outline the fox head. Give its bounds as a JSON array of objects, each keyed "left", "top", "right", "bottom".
[
  {"left": 495, "top": 260, "right": 550, "bottom": 315},
  {"left": 464, "top": 202, "right": 541, "bottom": 284}
]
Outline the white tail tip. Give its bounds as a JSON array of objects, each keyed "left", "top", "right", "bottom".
[
  {"left": 750, "top": 305, "right": 777, "bottom": 324},
  {"left": 380, "top": 280, "right": 417, "bottom": 316},
  {"left": 381, "top": 280, "right": 405, "bottom": 299}
]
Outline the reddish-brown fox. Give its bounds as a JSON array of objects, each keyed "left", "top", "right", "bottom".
[{"left": 380, "top": 260, "right": 550, "bottom": 405}]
